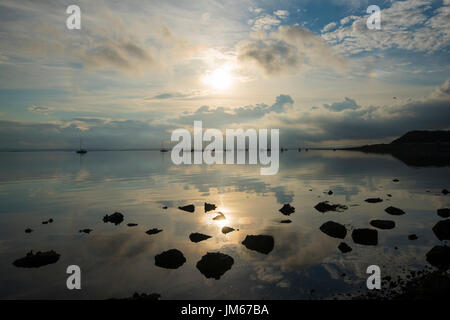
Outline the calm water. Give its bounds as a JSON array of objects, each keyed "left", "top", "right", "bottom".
[{"left": 0, "top": 150, "right": 449, "bottom": 299}]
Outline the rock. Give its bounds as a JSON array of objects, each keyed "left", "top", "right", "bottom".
[
  {"left": 154, "top": 249, "right": 186, "bottom": 269},
  {"left": 365, "top": 198, "right": 383, "bottom": 203},
  {"left": 42, "top": 221, "right": 48, "bottom": 225},
  {"left": 242, "top": 235, "right": 274, "bottom": 254},
  {"left": 432, "top": 219, "right": 450, "bottom": 241},
  {"left": 338, "top": 242, "right": 352, "bottom": 253},
  {"left": 189, "top": 233, "right": 212, "bottom": 243},
  {"left": 179, "top": 204, "right": 195, "bottom": 213},
  {"left": 385, "top": 206, "right": 405, "bottom": 216},
  {"left": 280, "top": 219, "right": 292, "bottom": 224},
  {"left": 48, "top": 218, "right": 53, "bottom": 223},
  {"left": 393, "top": 179, "right": 399, "bottom": 182},
  {"left": 408, "top": 234, "right": 418, "bottom": 240},
  {"left": 213, "top": 212, "right": 226, "bottom": 220},
  {"left": 442, "top": 189, "right": 449, "bottom": 195},
  {"left": 13, "top": 250, "right": 60, "bottom": 268},
  {"left": 103, "top": 212, "right": 124, "bottom": 225},
  {"left": 387, "top": 194, "right": 392, "bottom": 197},
  {"left": 426, "top": 246, "right": 450, "bottom": 269},
  {"left": 328, "top": 190, "right": 333, "bottom": 195},
  {"left": 162, "top": 206, "right": 168, "bottom": 209},
  {"left": 279, "top": 204, "right": 295, "bottom": 215},
  {"left": 196, "top": 252, "right": 234, "bottom": 280},
  {"left": 25, "top": 228, "right": 33, "bottom": 233},
  {"left": 352, "top": 228, "right": 378, "bottom": 246},
  {"left": 319, "top": 221, "right": 347, "bottom": 239},
  {"left": 437, "top": 208, "right": 450, "bottom": 218},
  {"left": 221, "top": 226, "right": 235, "bottom": 234},
  {"left": 204, "top": 202, "right": 216, "bottom": 212},
  {"left": 370, "top": 220, "right": 396, "bottom": 230},
  {"left": 314, "top": 201, "right": 348, "bottom": 213},
  {"left": 79, "top": 228, "right": 92, "bottom": 234},
  {"left": 146, "top": 228, "right": 163, "bottom": 235},
  {"left": 127, "top": 223, "right": 138, "bottom": 227}
]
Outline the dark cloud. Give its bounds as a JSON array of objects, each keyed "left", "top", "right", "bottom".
[{"left": 323, "top": 97, "right": 359, "bottom": 112}]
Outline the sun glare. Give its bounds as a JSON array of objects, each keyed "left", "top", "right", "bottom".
[{"left": 202, "top": 66, "right": 232, "bottom": 90}]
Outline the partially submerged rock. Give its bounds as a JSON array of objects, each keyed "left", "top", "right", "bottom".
[
  {"left": 437, "top": 208, "right": 450, "bottom": 218},
  {"left": 319, "top": 221, "right": 347, "bottom": 239},
  {"left": 213, "top": 212, "right": 226, "bottom": 221},
  {"left": 280, "top": 219, "right": 292, "bottom": 224},
  {"left": 179, "top": 204, "right": 195, "bottom": 213},
  {"left": 242, "top": 235, "right": 274, "bottom": 254},
  {"left": 328, "top": 190, "right": 333, "bottom": 195},
  {"left": 352, "top": 228, "right": 378, "bottom": 246},
  {"left": 25, "top": 228, "right": 33, "bottom": 233},
  {"left": 13, "top": 250, "right": 60, "bottom": 268},
  {"left": 338, "top": 242, "right": 352, "bottom": 253},
  {"left": 432, "top": 219, "right": 450, "bottom": 241},
  {"left": 426, "top": 246, "right": 450, "bottom": 269},
  {"left": 393, "top": 179, "right": 399, "bottom": 182},
  {"left": 222, "top": 226, "right": 235, "bottom": 234},
  {"left": 154, "top": 249, "right": 186, "bottom": 269},
  {"left": 204, "top": 202, "right": 216, "bottom": 212},
  {"left": 79, "top": 228, "right": 92, "bottom": 234},
  {"left": 196, "top": 252, "right": 234, "bottom": 280},
  {"left": 408, "top": 234, "right": 418, "bottom": 240},
  {"left": 385, "top": 206, "right": 405, "bottom": 216},
  {"left": 127, "top": 223, "right": 138, "bottom": 227},
  {"left": 103, "top": 212, "right": 124, "bottom": 225},
  {"left": 146, "top": 228, "right": 163, "bottom": 235},
  {"left": 365, "top": 198, "right": 383, "bottom": 203},
  {"left": 370, "top": 219, "right": 395, "bottom": 230},
  {"left": 162, "top": 206, "right": 168, "bottom": 209},
  {"left": 442, "top": 189, "right": 449, "bottom": 195},
  {"left": 279, "top": 204, "right": 295, "bottom": 215},
  {"left": 314, "top": 201, "right": 348, "bottom": 213},
  {"left": 189, "top": 233, "right": 212, "bottom": 243}
]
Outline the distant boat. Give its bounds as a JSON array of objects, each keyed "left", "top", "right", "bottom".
[
  {"left": 160, "top": 141, "right": 169, "bottom": 152},
  {"left": 76, "top": 138, "right": 88, "bottom": 154}
]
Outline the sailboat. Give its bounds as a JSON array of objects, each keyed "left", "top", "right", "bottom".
[{"left": 76, "top": 138, "right": 88, "bottom": 154}]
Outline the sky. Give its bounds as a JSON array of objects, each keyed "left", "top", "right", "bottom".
[{"left": 0, "top": 0, "right": 449, "bottom": 149}]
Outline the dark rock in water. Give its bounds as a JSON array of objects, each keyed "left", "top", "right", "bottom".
[
  {"left": 242, "top": 235, "right": 274, "bottom": 254},
  {"left": 279, "top": 204, "right": 295, "bottom": 215},
  {"left": 154, "top": 249, "right": 186, "bottom": 269},
  {"left": 162, "top": 206, "right": 168, "bottom": 209},
  {"left": 79, "top": 228, "right": 92, "bottom": 234},
  {"left": 319, "top": 221, "right": 347, "bottom": 239},
  {"left": 432, "top": 219, "right": 450, "bottom": 241},
  {"left": 146, "top": 228, "right": 163, "bottom": 235},
  {"left": 314, "top": 201, "right": 348, "bottom": 213},
  {"left": 328, "top": 190, "right": 333, "bottom": 195},
  {"left": 213, "top": 212, "right": 226, "bottom": 220},
  {"left": 25, "top": 228, "right": 33, "bottom": 233},
  {"left": 352, "top": 228, "right": 378, "bottom": 246},
  {"left": 204, "top": 202, "right": 216, "bottom": 212},
  {"left": 280, "top": 219, "right": 292, "bottom": 224},
  {"left": 42, "top": 221, "right": 48, "bottom": 225},
  {"left": 442, "top": 189, "right": 449, "bottom": 195},
  {"left": 103, "top": 212, "right": 124, "bottom": 225},
  {"left": 393, "top": 179, "right": 399, "bottom": 182},
  {"left": 338, "top": 242, "right": 352, "bottom": 253},
  {"left": 365, "top": 198, "right": 383, "bottom": 203},
  {"left": 13, "top": 250, "right": 60, "bottom": 268},
  {"left": 408, "top": 234, "right": 418, "bottom": 240},
  {"left": 222, "top": 226, "right": 235, "bottom": 234},
  {"left": 437, "top": 208, "right": 450, "bottom": 218},
  {"left": 385, "top": 206, "right": 405, "bottom": 216},
  {"left": 370, "top": 220, "right": 395, "bottom": 230},
  {"left": 48, "top": 218, "right": 53, "bottom": 223},
  {"left": 426, "top": 246, "right": 450, "bottom": 269},
  {"left": 189, "top": 233, "right": 212, "bottom": 243},
  {"left": 127, "top": 223, "right": 138, "bottom": 227},
  {"left": 196, "top": 252, "right": 234, "bottom": 280},
  {"left": 179, "top": 204, "right": 195, "bottom": 213},
  {"left": 387, "top": 194, "right": 392, "bottom": 197}
]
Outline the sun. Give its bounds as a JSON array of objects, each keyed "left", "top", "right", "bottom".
[{"left": 202, "top": 66, "right": 232, "bottom": 90}]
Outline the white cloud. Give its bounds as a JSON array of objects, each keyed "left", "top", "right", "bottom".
[{"left": 321, "top": 22, "right": 337, "bottom": 33}]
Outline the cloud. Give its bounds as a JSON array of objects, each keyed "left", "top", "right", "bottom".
[
  {"left": 28, "top": 106, "right": 53, "bottom": 115},
  {"left": 321, "top": 22, "right": 337, "bottom": 33},
  {"left": 324, "top": 97, "right": 359, "bottom": 112},
  {"left": 273, "top": 10, "right": 289, "bottom": 19},
  {"left": 238, "top": 25, "right": 347, "bottom": 75},
  {"left": 147, "top": 90, "right": 208, "bottom": 100},
  {"left": 322, "top": 0, "right": 450, "bottom": 55}
]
